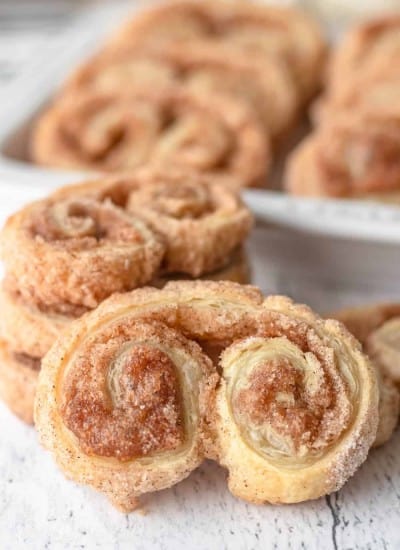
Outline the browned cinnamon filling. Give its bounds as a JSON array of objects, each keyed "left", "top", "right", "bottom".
[
  {"left": 29, "top": 200, "right": 145, "bottom": 247},
  {"left": 13, "top": 352, "right": 41, "bottom": 372},
  {"left": 61, "top": 344, "right": 185, "bottom": 460},
  {"left": 233, "top": 357, "right": 336, "bottom": 453}
]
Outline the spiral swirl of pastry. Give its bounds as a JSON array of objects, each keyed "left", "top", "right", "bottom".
[
  {"left": 106, "top": 0, "right": 326, "bottom": 100},
  {"left": 0, "top": 340, "right": 39, "bottom": 424},
  {"left": 36, "top": 315, "right": 217, "bottom": 512},
  {"left": 64, "top": 42, "right": 297, "bottom": 142},
  {"left": 53, "top": 168, "right": 253, "bottom": 277},
  {"left": 215, "top": 294, "right": 378, "bottom": 504},
  {"left": 0, "top": 195, "right": 164, "bottom": 311},
  {"left": 35, "top": 281, "right": 378, "bottom": 509},
  {"left": 285, "top": 109, "right": 400, "bottom": 200},
  {"left": 328, "top": 16, "right": 400, "bottom": 94},
  {"left": 32, "top": 87, "right": 269, "bottom": 188}
]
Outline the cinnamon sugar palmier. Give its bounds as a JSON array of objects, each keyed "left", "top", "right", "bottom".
[
  {"left": 53, "top": 169, "right": 253, "bottom": 277},
  {"left": 0, "top": 194, "right": 164, "bottom": 311},
  {"left": 35, "top": 317, "right": 218, "bottom": 512},
  {"left": 35, "top": 281, "right": 378, "bottom": 509},
  {"left": 214, "top": 294, "right": 378, "bottom": 504},
  {"left": 32, "top": 87, "right": 269, "bottom": 188},
  {"left": 106, "top": 0, "right": 326, "bottom": 100},
  {"left": 328, "top": 16, "right": 400, "bottom": 93},
  {"left": 286, "top": 109, "right": 400, "bottom": 200},
  {"left": 331, "top": 304, "right": 400, "bottom": 447},
  {"left": 333, "top": 303, "right": 400, "bottom": 386},
  {"left": 0, "top": 340, "right": 39, "bottom": 424},
  {"left": 314, "top": 59, "right": 400, "bottom": 125},
  {"left": 64, "top": 42, "right": 297, "bottom": 142}
]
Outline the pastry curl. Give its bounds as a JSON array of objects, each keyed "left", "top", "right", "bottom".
[
  {"left": 35, "top": 281, "right": 378, "bottom": 509},
  {"left": 328, "top": 16, "right": 400, "bottom": 93},
  {"left": 35, "top": 317, "right": 218, "bottom": 512},
  {"left": 64, "top": 42, "right": 297, "bottom": 142},
  {"left": 53, "top": 168, "right": 253, "bottom": 276},
  {"left": 106, "top": 0, "right": 326, "bottom": 100},
  {"left": 32, "top": 87, "right": 269, "bottom": 188},
  {"left": 331, "top": 304, "right": 400, "bottom": 447},
  {"left": 285, "top": 110, "right": 400, "bottom": 200},
  {"left": 214, "top": 294, "right": 378, "bottom": 504},
  {"left": 0, "top": 195, "right": 164, "bottom": 311},
  {"left": 0, "top": 340, "right": 39, "bottom": 424}
]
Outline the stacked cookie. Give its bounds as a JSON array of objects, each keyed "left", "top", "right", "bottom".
[
  {"left": 31, "top": 0, "right": 326, "bottom": 187},
  {"left": 286, "top": 15, "right": 400, "bottom": 201},
  {"left": 0, "top": 167, "right": 253, "bottom": 423}
]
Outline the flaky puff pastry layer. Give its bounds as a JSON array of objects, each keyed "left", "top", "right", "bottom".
[
  {"left": 105, "top": 0, "right": 326, "bottom": 101},
  {"left": 0, "top": 195, "right": 165, "bottom": 311},
  {"left": 63, "top": 41, "right": 297, "bottom": 142},
  {"left": 32, "top": 86, "right": 269, "bottom": 188},
  {"left": 285, "top": 109, "right": 400, "bottom": 201},
  {"left": 35, "top": 281, "right": 378, "bottom": 509},
  {"left": 0, "top": 340, "right": 39, "bottom": 424},
  {"left": 52, "top": 168, "right": 253, "bottom": 277},
  {"left": 327, "top": 16, "right": 400, "bottom": 95},
  {"left": 331, "top": 304, "right": 400, "bottom": 448}
]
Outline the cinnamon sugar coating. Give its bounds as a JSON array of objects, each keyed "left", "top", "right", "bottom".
[
  {"left": 32, "top": 86, "right": 269, "bottom": 188},
  {"left": 63, "top": 40, "right": 297, "bottom": 142},
  {"left": 60, "top": 323, "right": 192, "bottom": 460},
  {"left": 35, "top": 281, "right": 378, "bottom": 510},
  {"left": 0, "top": 339, "right": 39, "bottom": 424},
  {"left": 0, "top": 195, "right": 165, "bottom": 310},
  {"left": 52, "top": 168, "right": 253, "bottom": 276},
  {"left": 105, "top": 0, "right": 326, "bottom": 100}
]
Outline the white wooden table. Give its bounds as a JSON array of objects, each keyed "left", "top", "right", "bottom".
[{"left": 0, "top": 4, "right": 399, "bottom": 549}]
